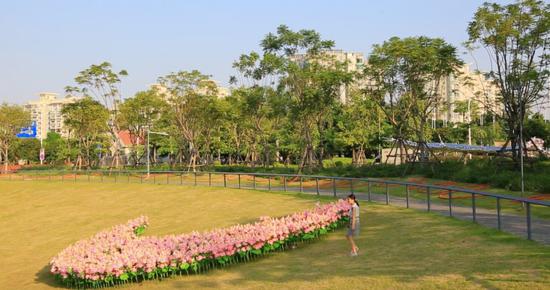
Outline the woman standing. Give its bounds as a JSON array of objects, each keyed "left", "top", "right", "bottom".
[{"left": 346, "top": 194, "right": 360, "bottom": 256}]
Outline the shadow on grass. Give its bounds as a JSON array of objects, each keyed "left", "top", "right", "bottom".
[{"left": 35, "top": 264, "right": 65, "bottom": 289}]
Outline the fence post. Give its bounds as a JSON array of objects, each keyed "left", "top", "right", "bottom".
[
  {"left": 223, "top": 174, "right": 227, "bottom": 187},
  {"left": 496, "top": 197, "right": 501, "bottom": 230},
  {"left": 253, "top": 175, "right": 256, "bottom": 190},
  {"left": 350, "top": 179, "right": 354, "bottom": 194},
  {"left": 526, "top": 202, "right": 532, "bottom": 240},
  {"left": 140, "top": 174, "right": 143, "bottom": 184},
  {"left": 180, "top": 174, "right": 183, "bottom": 185},
  {"left": 316, "top": 178, "right": 320, "bottom": 196},
  {"left": 167, "top": 174, "right": 169, "bottom": 184},
  {"left": 299, "top": 176, "right": 303, "bottom": 193},
  {"left": 427, "top": 186, "right": 431, "bottom": 212},
  {"left": 367, "top": 181, "right": 371, "bottom": 202},
  {"left": 268, "top": 176, "right": 271, "bottom": 191},
  {"left": 385, "top": 183, "right": 389, "bottom": 205},
  {"left": 194, "top": 172, "right": 197, "bottom": 186},
  {"left": 87, "top": 172, "right": 90, "bottom": 183},
  {"left": 208, "top": 173, "right": 212, "bottom": 187},
  {"left": 471, "top": 193, "right": 476, "bottom": 222},
  {"left": 127, "top": 172, "right": 130, "bottom": 183},
  {"left": 74, "top": 173, "right": 77, "bottom": 183},
  {"left": 332, "top": 178, "right": 336, "bottom": 197},
  {"left": 405, "top": 185, "right": 410, "bottom": 208},
  {"left": 238, "top": 174, "right": 241, "bottom": 189},
  {"left": 283, "top": 176, "right": 287, "bottom": 192},
  {"left": 153, "top": 174, "right": 156, "bottom": 184},
  {"left": 448, "top": 190, "right": 453, "bottom": 217}
]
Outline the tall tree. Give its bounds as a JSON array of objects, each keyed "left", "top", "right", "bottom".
[
  {"left": 0, "top": 104, "right": 30, "bottom": 171},
  {"left": 260, "top": 25, "right": 353, "bottom": 172},
  {"left": 43, "top": 132, "right": 68, "bottom": 164},
  {"left": 65, "top": 62, "right": 128, "bottom": 168},
  {"left": 335, "top": 91, "right": 381, "bottom": 166},
  {"left": 12, "top": 138, "right": 41, "bottom": 164},
  {"left": 118, "top": 89, "right": 167, "bottom": 166},
  {"left": 157, "top": 70, "right": 219, "bottom": 171},
  {"left": 364, "top": 36, "right": 463, "bottom": 162},
  {"left": 467, "top": 0, "right": 549, "bottom": 161},
  {"left": 62, "top": 97, "right": 110, "bottom": 169},
  {"left": 223, "top": 87, "right": 277, "bottom": 167}
]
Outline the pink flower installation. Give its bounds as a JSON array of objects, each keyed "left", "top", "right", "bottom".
[{"left": 50, "top": 200, "right": 351, "bottom": 288}]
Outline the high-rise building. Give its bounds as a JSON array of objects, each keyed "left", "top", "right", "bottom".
[
  {"left": 292, "top": 49, "right": 366, "bottom": 103},
  {"left": 434, "top": 64, "right": 501, "bottom": 125},
  {"left": 24, "top": 92, "right": 79, "bottom": 140},
  {"left": 150, "top": 81, "right": 230, "bottom": 100},
  {"left": 326, "top": 50, "right": 366, "bottom": 103}
]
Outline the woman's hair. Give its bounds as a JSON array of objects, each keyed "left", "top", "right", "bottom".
[{"left": 348, "top": 193, "right": 359, "bottom": 207}]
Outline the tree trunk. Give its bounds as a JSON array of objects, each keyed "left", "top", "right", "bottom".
[{"left": 3, "top": 147, "right": 8, "bottom": 173}]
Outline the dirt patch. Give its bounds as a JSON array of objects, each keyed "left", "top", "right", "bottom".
[{"left": 405, "top": 177, "right": 489, "bottom": 200}]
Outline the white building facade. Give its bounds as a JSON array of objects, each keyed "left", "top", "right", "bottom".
[
  {"left": 24, "top": 92, "right": 79, "bottom": 140},
  {"left": 435, "top": 64, "right": 501, "bottom": 125}
]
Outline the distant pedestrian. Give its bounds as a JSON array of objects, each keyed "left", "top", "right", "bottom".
[{"left": 346, "top": 193, "right": 360, "bottom": 256}]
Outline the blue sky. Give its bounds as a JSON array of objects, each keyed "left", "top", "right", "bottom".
[{"left": 0, "top": 0, "right": 524, "bottom": 104}]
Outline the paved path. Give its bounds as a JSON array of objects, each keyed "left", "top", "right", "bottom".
[{"left": 224, "top": 183, "right": 550, "bottom": 245}]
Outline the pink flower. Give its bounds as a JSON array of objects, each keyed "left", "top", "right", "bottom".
[{"left": 49, "top": 200, "right": 351, "bottom": 283}]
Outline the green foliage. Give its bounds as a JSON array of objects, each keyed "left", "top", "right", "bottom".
[
  {"left": 364, "top": 36, "right": 464, "bottom": 143},
  {"left": 335, "top": 92, "right": 385, "bottom": 166},
  {"left": 118, "top": 89, "right": 168, "bottom": 166},
  {"left": 525, "top": 113, "right": 550, "bottom": 146},
  {"left": 65, "top": 61, "right": 128, "bottom": 111},
  {"left": 467, "top": 0, "right": 550, "bottom": 161},
  {"left": 433, "top": 120, "right": 506, "bottom": 146},
  {"left": 0, "top": 103, "right": 30, "bottom": 170},
  {"left": 249, "top": 25, "right": 354, "bottom": 171},
  {"left": 134, "top": 225, "right": 146, "bottom": 236},
  {"left": 11, "top": 138, "right": 40, "bottom": 163},
  {"left": 65, "top": 62, "right": 129, "bottom": 168},
  {"left": 158, "top": 70, "right": 223, "bottom": 170},
  {"left": 62, "top": 97, "right": 110, "bottom": 169},
  {"left": 43, "top": 132, "right": 68, "bottom": 164}
]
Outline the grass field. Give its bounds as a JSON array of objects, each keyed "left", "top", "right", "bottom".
[
  {"left": 5, "top": 171, "right": 548, "bottom": 219},
  {"left": 1, "top": 181, "right": 549, "bottom": 290}
]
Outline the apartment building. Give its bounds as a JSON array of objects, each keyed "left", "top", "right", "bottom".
[
  {"left": 434, "top": 64, "right": 501, "bottom": 125},
  {"left": 327, "top": 50, "right": 366, "bottom": 103},
  {"left": 24, "top": 92, "right": 79, "bottom": 139},
  {"left": 150, "top": 81, "right": 230, "bottom": 100},
  {"left": 292, "top": 49, "right": 366, "bottom": 103}
]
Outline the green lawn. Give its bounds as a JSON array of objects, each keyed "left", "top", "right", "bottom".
[
  {"left": 0, "top": 181, "right": 549, "bottom": 290},
  {"left": 7, "top": 171, "right": 548, "bottom": 219}
]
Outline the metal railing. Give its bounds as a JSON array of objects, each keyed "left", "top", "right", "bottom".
[{"left": 1, "top": 169, "right": 549, "bottom": 242}]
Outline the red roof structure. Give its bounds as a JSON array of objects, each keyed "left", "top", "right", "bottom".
[{"left": 117, "top": 130, "right": 143, "bottom": 147}]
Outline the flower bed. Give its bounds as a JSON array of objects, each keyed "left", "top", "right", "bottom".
[{"left": 50, "top": 200, "right": 351, "bottom": 288}]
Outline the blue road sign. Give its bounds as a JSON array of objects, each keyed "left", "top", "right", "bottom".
[{"left": 16, "top": 121, "right": 37, "bottom": 138}]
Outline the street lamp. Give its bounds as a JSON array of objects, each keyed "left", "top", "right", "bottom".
[{"left": 146, "top": 127, "right": 169, "bottom": 178}]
